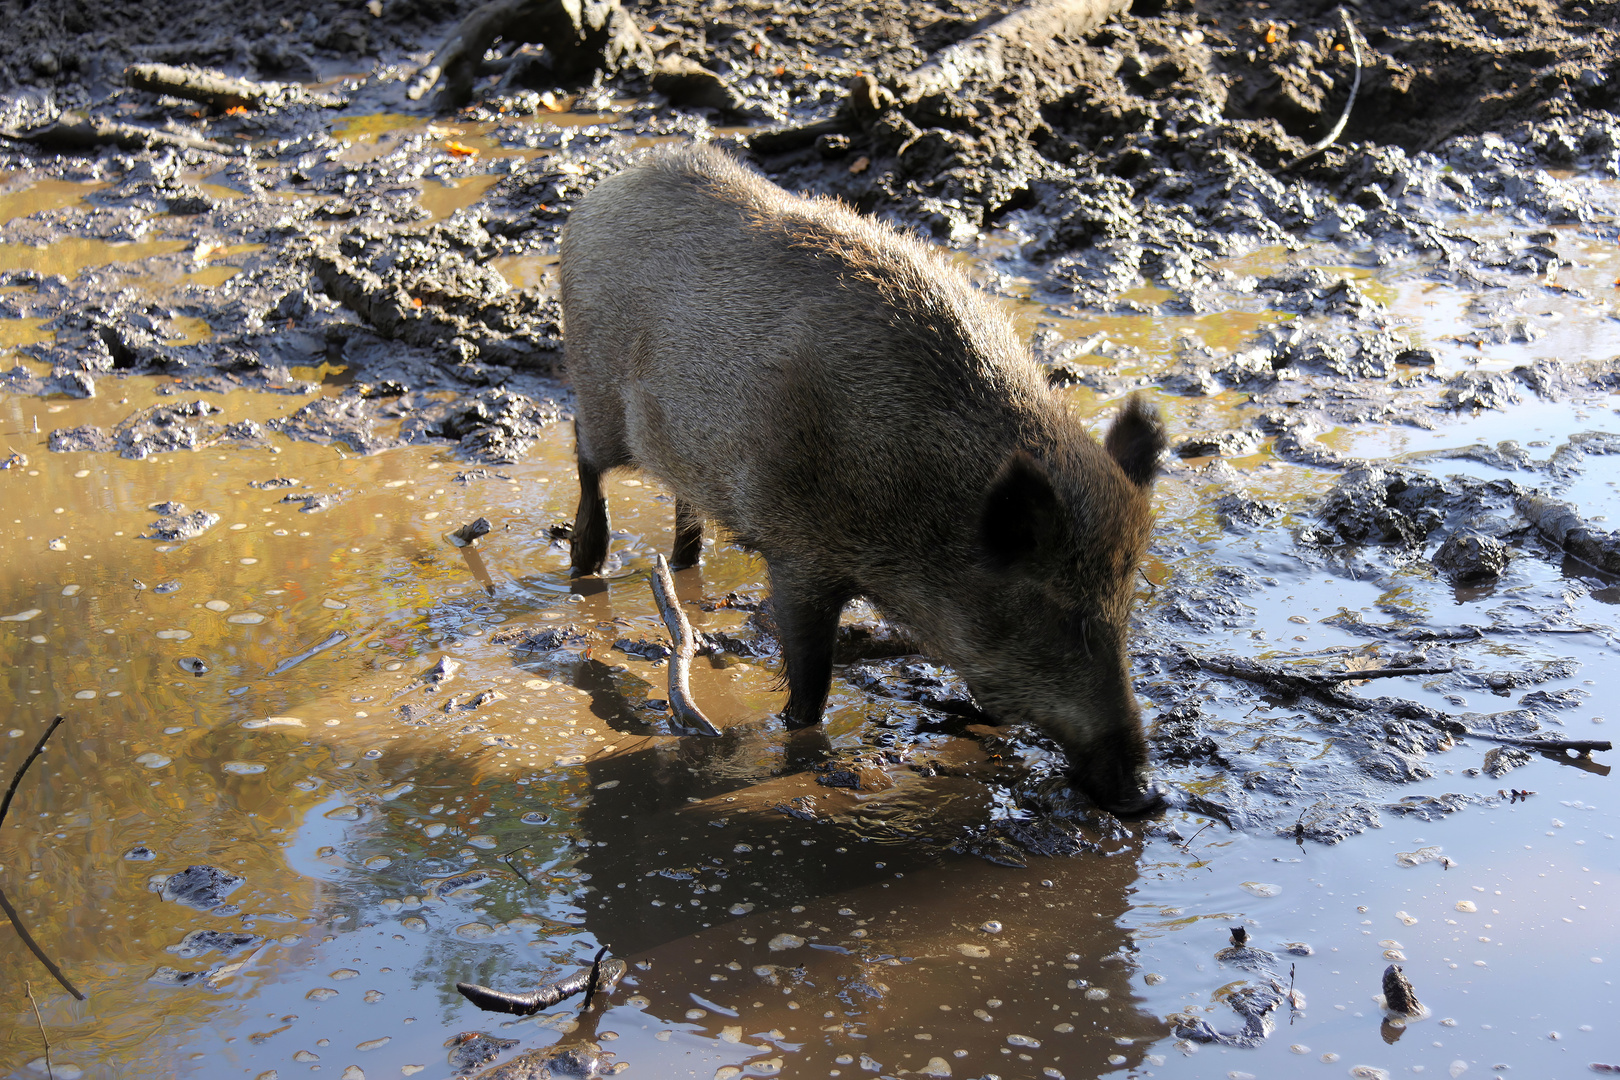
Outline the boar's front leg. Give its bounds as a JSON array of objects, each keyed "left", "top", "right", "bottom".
[
  {"left": 671, "top": 500, "right": 703, "bottom": 569},
  {"left": 570, "top": 457, "right": 610, "bottom": 577},
  {"left": 770, "top": 565, "right": 849, "bottom": 728}
]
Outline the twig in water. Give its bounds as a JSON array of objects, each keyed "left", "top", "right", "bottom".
[
  {"left": 0, "top": 716, "right": 85, "bottom": 1000},
  {"left": 1279, "top": 8, "right": 1361, "bottom": 170},
  {"left": 580, "top": 945, "right": 610, "bottom": 1011},
  {"left": 25, "top": 981, "right": 53, "bottom": 1080},
  {"left": 457, "top": 953, "right": 627, "bottom": 1016},
  {"left": 1464, "top": 730, "right": 1611, "bottom": 757},
  {"left": 650, "top": 555, "right": 721, "bottom": 736},
  {"left": 1178, "top": 821, "right": 1215, "bottom": 853},
  {"left": 1288, "top": 963, "right": 1298, "bottom": 1025},
  {"left": 0, "top": 889, "right": 84, "bottom": 1001},
  {"left": 500, "top": 844, "right": 536, "bottom": 890}
]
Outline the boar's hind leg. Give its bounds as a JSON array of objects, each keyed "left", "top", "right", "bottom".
[
  {"left": 671, "top": 500, "right": 703, "bottom": 569},
  {"left": 772, "top": 574, "right": 848, "bottom": 728},
  {"left": 570, "top": 458, "right": 611, "bottom": 577}
]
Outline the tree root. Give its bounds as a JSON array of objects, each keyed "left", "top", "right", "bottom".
[
  {"left": 406, "top": 0, "right": 650, "bottom": 111},
  {"left": 457, "top": 949, "right": 624, "bottom": 1015},
  {"left": 650, "top": 555, "right": 722, "bottom": 737},
  {"left": 1187, "top": 651, "right": 1452, "bottom": 698}
]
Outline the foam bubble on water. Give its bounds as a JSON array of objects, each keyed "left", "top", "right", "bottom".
[
  {"left": 29, "top": 635, "right": 46, "bottom": 644},
  {"left": 135, "top": 753, "right": 171, "bottom": 769},
  {"left": 324, "top": 806, "right": 362, "bottom": 821},
  {"left": 330, "top": 968, "right": 359, "bottom": 980},
  {"left": 1455, "top": 900, "right": 1477, "bottom": 912},
  {"left": 61, "top": 585, "right": 80, "bottom": 596},
  {"left": 379, "top": 783, "right": 413, "bottom": 800},
  {"left": 422, "top": 823, "right": 446, "bottom": 838},
  {"left": 306, "top": 987, "right": 338, "bottom": 1001},
  {"left": 956, "top": 943, "right": 990, "bottom": 958},
  {"left": 239, "top": 558, "right": 258, "bottom": 565},
  {"left": 227, "top": 612, "right": 265, "bottom": 624},
  {"left": 457, "top": 923, "right": 494, "bottom": 939},
  {"left": 467, "top": 835, "right": 497, "bottom": 849},
  {"left": 767, "top": 934, "right": 805, "bottom": 952},
  {"left": 400, "top": 917, "right": 426, "bottom": 933},
  {"left": 1241, "top": 881, "right": 1282, "bottom": 898},
  {"left": 341, "top": 1067, "right": 365, "bottom": 1080},
  {"left": 322, "top": 598, "right": 347, "bottom": 609},
  {"left": 0, "top": 608, "right": 42, "bottom": 621},
  {"left": 222, "top": 761, "right": 266, "bottom": 775},
  {"left": 73, "top": 689, "right": 96, "bottom": 699},
  {"left": 155, "top": 629, "right": 192, "bottom": 640},
  {"left": 204, "top": 600, "right": 230, "bottom": 611},
  {"left": 364, "top": 990, "right": 384, "bottom": 1003},
  {"left": 355, "top": 1037, "right": 389, "bottom": 1051},
  {"left": 1007, "top": 1034, "right": 1040, "bottom": 1048}
]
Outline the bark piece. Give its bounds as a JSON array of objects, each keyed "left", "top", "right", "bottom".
[{"left": 125, "top": 63, "right": 342, "bottom": 110}]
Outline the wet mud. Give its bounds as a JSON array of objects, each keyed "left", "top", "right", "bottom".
[{"left": 4, "top": 0, "right": 1620, "bottom": 1076}]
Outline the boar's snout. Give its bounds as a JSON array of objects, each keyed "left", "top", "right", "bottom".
[{"left": 1065, "top": 728, "right": 1161, "bottom": 818}]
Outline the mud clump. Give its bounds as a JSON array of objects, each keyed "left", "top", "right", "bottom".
[{"left": 1432, "top": 532, "right": 1511, "bottom": 585}]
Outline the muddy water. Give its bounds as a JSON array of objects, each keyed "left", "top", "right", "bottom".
[{"left": 3, "top": 221, "right": 1620, "bottom": 1080}]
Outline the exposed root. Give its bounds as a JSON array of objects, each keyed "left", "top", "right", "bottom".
[
  {"left": 125, "top": 62, "right": 341, "bottom": 110},
  {"left": 1461, "top": 730, "right": 1611, "bottom": 757},
  {"left": 457, "top": 950, "right": 625, "bottom": 1015},
  {"left": 2, "top": 115, "right": 231, "bottom": 155}
]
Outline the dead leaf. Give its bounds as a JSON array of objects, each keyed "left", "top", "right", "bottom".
[
  {"left": 444, "top": 140, "right": 479, "bottom": 158},
  {"left": 849, "top": 156, "right": 870, "bottom": 175},
  {"left": 366, "top": 0, "right": 382, "bottom": 15},
  {"left": 1264, "top": 23, "right": 1277, "bottom": 44},
  {"left": 1341, "top": 653, "right": 1383, "bottom": 686},
  {"left": 224, "top": 105, "right": 248, "bottom": 116}
]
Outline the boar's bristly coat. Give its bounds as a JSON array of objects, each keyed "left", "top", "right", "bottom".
[{"left": 559, "top": 145, "right": 1168, "bottom": 814}]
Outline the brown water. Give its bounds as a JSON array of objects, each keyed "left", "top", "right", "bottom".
[{"left": 3, "top": 163, "right": 1620, "bottom": 1080}]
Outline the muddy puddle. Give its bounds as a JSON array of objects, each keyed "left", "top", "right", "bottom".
[{"left": 4, "top": 158, "right": 1620, "bottom": 1080}]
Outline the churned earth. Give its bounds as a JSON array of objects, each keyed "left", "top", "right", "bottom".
[{"left": 2, "top": 0, "right": 1620, "bottom": 1077}]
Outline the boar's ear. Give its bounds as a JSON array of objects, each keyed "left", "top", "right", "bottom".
[
  {"left": 979, "top": 451, "right": 1064, "bottom": 570},
  {"left": 1104, "top": 393, "right": 1167, "bottom": 489}
]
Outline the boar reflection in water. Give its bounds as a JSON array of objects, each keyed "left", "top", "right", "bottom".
[{"left": 560, "top": 145, "right": 1167, "bottom": 814}]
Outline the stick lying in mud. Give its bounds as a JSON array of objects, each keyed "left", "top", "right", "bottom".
[
  {"left": 1, "top": 717, "right": 86, "bottom": 1001},
  {"left": 4, "top": 116, "right": 231, "bottom": 156},
  {"left": 457, "top": 949, "right": 625, "bottom": 1015},
  {"left": 650, "top": 554, "right": 722, "bottom": 737},
  {"left": 1190, "top": 652, "right": 1453, "bottom": 692},
  {"left": 1280, "top": 9, "right": 1361, "bottom": 170},
  {"left": 125, "top": 63, "right": 341, "bottom": 111},
  {"left": 1461, "top": 730, "right": 1612, "bottom": 757}
]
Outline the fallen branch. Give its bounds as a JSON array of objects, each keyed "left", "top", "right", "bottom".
[
  {"left": 1189, "top": 652, "right": 1452, "bottom": 695},
  {"left": 125, "top": 63, "right": 342, "bottom": 110},
  {"left": 1461, "top": 730, "right": 1611, "bottom": 757},
  {"left": 651, "top": 555, "right": 722, "bottom": 736},
  {"left": 0, "top": 717, "right": 86, "bottom": 1001},
  {"left": 25, "top": 981, "right": 53, "bottom": 1080},
  {"left": 1279, "top": 9, "right": 1361, "bottom": 170},
  {"left": 457, "top": 951, "right": 626, "bottom": 1015},
  {"left": 3, "top": 116, "right": 232, "bottom": 156}
]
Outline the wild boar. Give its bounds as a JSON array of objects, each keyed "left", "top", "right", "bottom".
[{"left": 559, "top": 144, "right": 1167, "bottom": 814}]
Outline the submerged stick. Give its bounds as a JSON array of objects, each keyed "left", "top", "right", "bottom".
[
  {"left": 457, "top": 955, "right": 627, "bottom": 1016},
  {"left": 25, "top": 981, "right": 53, "bottom": 1080},
  {"left": 1191, "top": 652, "right": 1451, "bottom": 694},
  {"left": 1280, "top": 8, "right": 1361, "bottom": 170},
  {"left": 651, "top": 554, "right": 721, "bottom": 736},
  {"left": 1, "top": 717, "right": 86, "bottom": 1001},
  {"left": 3, "top": 116, "right": 232, "bottom": 155},
  {"left": 1461, "top": 730, "right": 1611, "bottom": 757}
]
